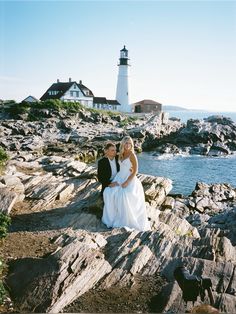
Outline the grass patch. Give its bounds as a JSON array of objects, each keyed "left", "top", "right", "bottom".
[
  {"left": 0, "top": 214, "right": 11, "bottom": 239},
  {"left": 119, "top": 116, "right": 139, "bottom": 127},
  {"left": 0, "top": 213, "right": 11, "bottom": 306},
  {"left": 0, "top": 148, "right": 8, "bottom": 167},
  {"left": 88, "top": 107, "right": 120, "bottom": 117},
  {"left": 5, "top": 99, "right": 85, "bottom": 119},
  {"left": 0, "top": 260, "right": 6, "bottom": 305}
]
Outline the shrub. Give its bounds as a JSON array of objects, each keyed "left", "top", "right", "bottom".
[
  {"left": 0, "top": 259, "right": 5, "bottom": 305},
  {"left": 119, "top": 115, "right": 139, "bottom": 127},
  {"left": 0, "top": 281, "right": 5, "bottom": 305},
  {"left": 0, "top": 148, "right": 8, "bottom": 166},
  {"left": 0, "top": 259, "right": 10, "bottom": 307},
  {"left": 88, "top": 107, "right": 119, "bottom": 117},
  {"left": 3, "top": 100, "right": 16, "bottom": 104},
  {"left": 60, "top": 101, "right": 83, "bottom": 113},
  {"left": 40, "top": 99, "right": 61, "bottom": 110},
  {"left": 30, "top": 100, "right": 84, "bottom": 113},
  {"left": 0, "top": 214, "right": 11, "bottom": 239},
  {"left": 7, "top": 102, "right": 31, "bottom": 115},
  {"left": 119, "top": 119, "right": 129, "bottom": 127}
]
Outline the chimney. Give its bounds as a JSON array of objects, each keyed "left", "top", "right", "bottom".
[
  {"left": 57, "top": 79, "right": 59, "bottom": 83},
  {"left": 69, "top": 78, "right": 72, "bottom": 82},
  {"left": 79, "top": 80, "right": 82, "bottom": 84}
]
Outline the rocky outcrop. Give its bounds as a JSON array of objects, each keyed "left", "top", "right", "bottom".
[
  {"left": 1, "top": 152, "right": 236, "bottom": 313},
  {"left": 1, "top": 110, "right": 236, "bottom": 313},
  {"left": 0, "top": 111, "right": 184, "bottom": 161},
  {"left": 153, "top": 116, "right": 236, "bottom": 156},
  {"left": 1, "top": 110, "right": 236, "bottom": 158},
  {"left": 0, "top": 187, "right": 18, "bottom": 214},
  {"left": 7, "top": 236, "right": 112, "bottom": 313},
  {"left": 6, "top": 219, "right": 236, "bottom": 313}
]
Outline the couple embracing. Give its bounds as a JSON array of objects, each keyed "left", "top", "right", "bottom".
[{"left": 98, "top": 136, "right": 150, "bottom": 231}]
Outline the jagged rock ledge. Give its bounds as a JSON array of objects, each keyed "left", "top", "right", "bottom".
[
  {"left": 0, "top": 153, "right": 236, "bottom": 313},
  {"left": 1, "top": 109, "right": 235, "bottom": 160}
]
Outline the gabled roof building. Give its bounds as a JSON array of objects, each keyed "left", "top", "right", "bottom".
[
  {"left": 40, "top": 78, "right": 121, "bottom": 111},
  {"left": 40, "top": 78, "right": 93, "bottom": 108},
  {"left": 93, "top": 97, "right": 120, "bottom": 111}
]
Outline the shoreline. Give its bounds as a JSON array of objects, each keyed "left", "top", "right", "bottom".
[
  {"left": 0, "top": 104, "right": 236, "bottom": 313},
  {"left": 138, "top": 152, "right": 236, "bottom": 196}
]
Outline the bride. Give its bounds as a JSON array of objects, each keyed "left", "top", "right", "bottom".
[{"left": 102, "top": 136, "right": 150, "bottom": 231}]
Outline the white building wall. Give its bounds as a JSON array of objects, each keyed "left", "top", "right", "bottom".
[
  {"left": 116, "top": 65, "right": 131, "bottom": 113},
  {"left": 60, "top": 85, "right": 93, "bottom": 107}
]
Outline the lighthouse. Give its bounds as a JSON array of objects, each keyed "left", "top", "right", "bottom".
[{"left": 115, "top": 45, "right": 131, "bottom": 112}]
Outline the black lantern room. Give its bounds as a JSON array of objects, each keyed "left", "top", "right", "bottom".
[{"left": 118, "top": 45, "right": 130, "bottom": 65}]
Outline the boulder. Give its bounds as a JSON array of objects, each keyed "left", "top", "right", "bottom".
[
  {"left": 0, "top": 187, "right": 18, "bottom": 214},
  {"left": 7, "top": 237, "right": 112, "bottom": 313},
  {"left": 0, "top": 175, "right": 25, "bottom": 202},
  {"left": 138, "top": 174, "right": 173, "bottom": 207}
]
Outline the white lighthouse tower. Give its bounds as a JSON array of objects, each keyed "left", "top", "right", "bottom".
[{"left": 116, "top": 45, "right": 131, "bottom": 112}]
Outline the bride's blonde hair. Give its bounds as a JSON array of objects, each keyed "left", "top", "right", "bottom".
[{"left": 119, "top": 136, "right": 134, "bottom": 160}]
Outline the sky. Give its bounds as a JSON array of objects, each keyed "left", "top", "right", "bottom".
[{"left": 0, "top": 0, "right": 236, "bottom": 111}]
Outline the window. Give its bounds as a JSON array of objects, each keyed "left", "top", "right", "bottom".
[
  {"left": 73, "top": 83, "right": 77, "bottom": 89},
  {"left": 76, "top": 91, "right": 79, "bottom": 97},
  {"left": 70, "top": 91, "right": 73, "bottom": 97}
]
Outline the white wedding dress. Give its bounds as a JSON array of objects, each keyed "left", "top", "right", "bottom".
[{"left": 102, "top": 157, "right": 150, "bottom": 231}]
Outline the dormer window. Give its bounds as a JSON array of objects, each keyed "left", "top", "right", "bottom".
[{"left": 49, "top": 90, "right": 58, "bottom": 95}]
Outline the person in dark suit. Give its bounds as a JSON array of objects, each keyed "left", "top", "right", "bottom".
[{"left": 97, "top": 142, "right": 120, "bottom": 197}]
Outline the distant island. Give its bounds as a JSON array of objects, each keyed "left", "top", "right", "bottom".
[
  {"left": 162, "top": 105, "right": 189, "bottom": 111},
  {"left": 163, "top": 105, "right": 210, "bottom": 112}
]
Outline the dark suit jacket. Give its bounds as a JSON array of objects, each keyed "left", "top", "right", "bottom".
[{"left": 97, "top": 156, "right": 120, "bottom": 196}]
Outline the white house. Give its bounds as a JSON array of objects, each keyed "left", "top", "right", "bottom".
[
  {"left": 93, "top": 97, "right": 120, "bottom": 111},
  {"left": 41, "top": 78, "right": 121, "bottom": 111},
  {"left": 40, "top": 78, "right": 93, "bottom": 107}
]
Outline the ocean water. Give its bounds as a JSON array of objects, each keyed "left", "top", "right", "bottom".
[
  {"left": 138, "top": 153, "right": 236, "bottom": 196},
  {"left": 165, "top": 110, "right": 236, "bottom": 123},
  {"left": 138, "top": 110, "right": 236, "bottom": 195}
]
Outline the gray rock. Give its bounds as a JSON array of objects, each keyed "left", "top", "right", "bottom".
[
  {"left": 0, "top": 175, "right": 25, "bottom": 202},
  {"left": 0, "top": 187, "right": 18, "bottom": 214},
  {"left": 138, "top": 174, "right": 173, "bottom": 207},
  {"left": 186, "top": 213, "right": 210, "bottom": 226},
  {"left": 7, "top": 237, "right": 112, "bottom": 313}
]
